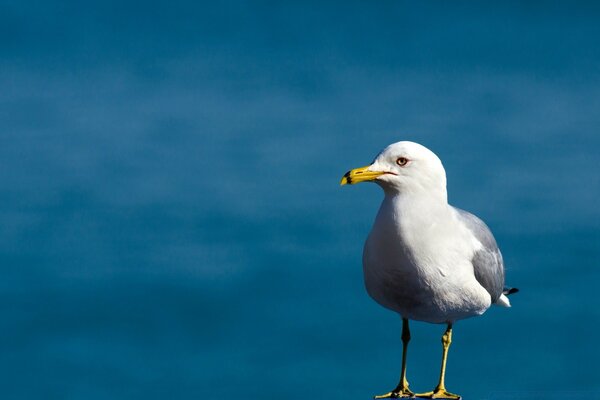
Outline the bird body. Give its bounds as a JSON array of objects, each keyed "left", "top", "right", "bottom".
[
  {"left": 341, "top": 141, "right": 516, "bottom": 399},
  {"left": 363, "top": 194, "right": 494, "bottom": 323}
]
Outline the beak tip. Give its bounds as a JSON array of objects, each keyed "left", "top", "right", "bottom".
[{"left": 340, "top": 171, "right": 352, "bottom": 186}]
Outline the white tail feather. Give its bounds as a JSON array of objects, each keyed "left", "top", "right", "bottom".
[{"left": 495, "top": 294, "right": 511, "bottom": 307}]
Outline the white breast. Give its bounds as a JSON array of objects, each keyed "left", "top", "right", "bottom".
[{"left": 362, "top": 195, "right": 491, "bottom": 323}]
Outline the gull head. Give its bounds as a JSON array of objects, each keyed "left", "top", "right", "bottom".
[{"left": 341, "top": 141, "right": 447, "bottom": 198}]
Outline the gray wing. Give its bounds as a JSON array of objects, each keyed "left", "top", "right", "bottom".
[{"left": 453, "top": 207, "right": 505, "bottom": 303}]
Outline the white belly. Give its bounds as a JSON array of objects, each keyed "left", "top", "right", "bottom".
[{"left": 362, "top": 203, "right": 491, "bottom": 323}]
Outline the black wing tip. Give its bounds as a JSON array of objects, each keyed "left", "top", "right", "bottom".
[{"left": 503, "top": 287, "right": 519, "bottom": 295}]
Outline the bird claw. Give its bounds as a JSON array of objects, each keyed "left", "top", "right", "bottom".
[
  {"left": 374, "top": 388, "right": 415, "bottom": 398},
  {"left": 415, "top": 389, "right": 461, "bottom": 399}
]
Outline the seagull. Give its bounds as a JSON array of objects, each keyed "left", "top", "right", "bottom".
[{"left": 340, "top": 141, "right": 517, "bottom": 399}]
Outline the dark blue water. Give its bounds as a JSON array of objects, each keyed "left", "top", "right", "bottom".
[{"left": 1, "top": 2, "right": 599, "bottom": 399}]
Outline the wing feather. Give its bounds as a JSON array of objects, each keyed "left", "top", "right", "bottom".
[{"left": 453, "top": 207, "right": 505, "bottom": 303}]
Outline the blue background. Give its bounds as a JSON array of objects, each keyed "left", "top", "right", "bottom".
[{"left": 1, "top": 1, "right": 599, "bottom": 399}]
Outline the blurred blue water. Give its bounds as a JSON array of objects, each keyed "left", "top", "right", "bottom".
[{"left": 1, "top": 1, "right": 599, "bottom": 399}]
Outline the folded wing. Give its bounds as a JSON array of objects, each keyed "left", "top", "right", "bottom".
[{"left": 453, "top": 207, "right": 505, "bottom": 304}]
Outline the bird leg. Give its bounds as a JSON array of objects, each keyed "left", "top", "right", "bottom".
[
  {"left": 416, "top": 324, "right": 461, "bottom": 399},
  {"left": 375, "top": 318, "right": 415, "bottom": 398}
]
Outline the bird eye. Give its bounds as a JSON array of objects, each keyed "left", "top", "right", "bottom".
[{"left": 396, "top": 157, "right": 409, "bottom": 167}]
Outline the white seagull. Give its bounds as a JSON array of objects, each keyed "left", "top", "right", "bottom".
[{"left": 341, "top": 141, "right": 517, "bottom": 399}]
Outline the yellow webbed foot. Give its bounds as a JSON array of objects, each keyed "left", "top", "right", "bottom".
[
  {"left": 374, "top": 386, "right": 415, "bottom": 398},
  {"left": 415, "top": 388, "right": 460, "bottom": 399}
]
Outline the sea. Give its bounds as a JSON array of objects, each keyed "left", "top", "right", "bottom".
[{"left": 1, "top": 2, "right": 599, "bottom": 399}]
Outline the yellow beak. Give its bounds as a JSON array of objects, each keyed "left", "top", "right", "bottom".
[{"left": 340, "top": 165, "right": 385, "bottom": 185}]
